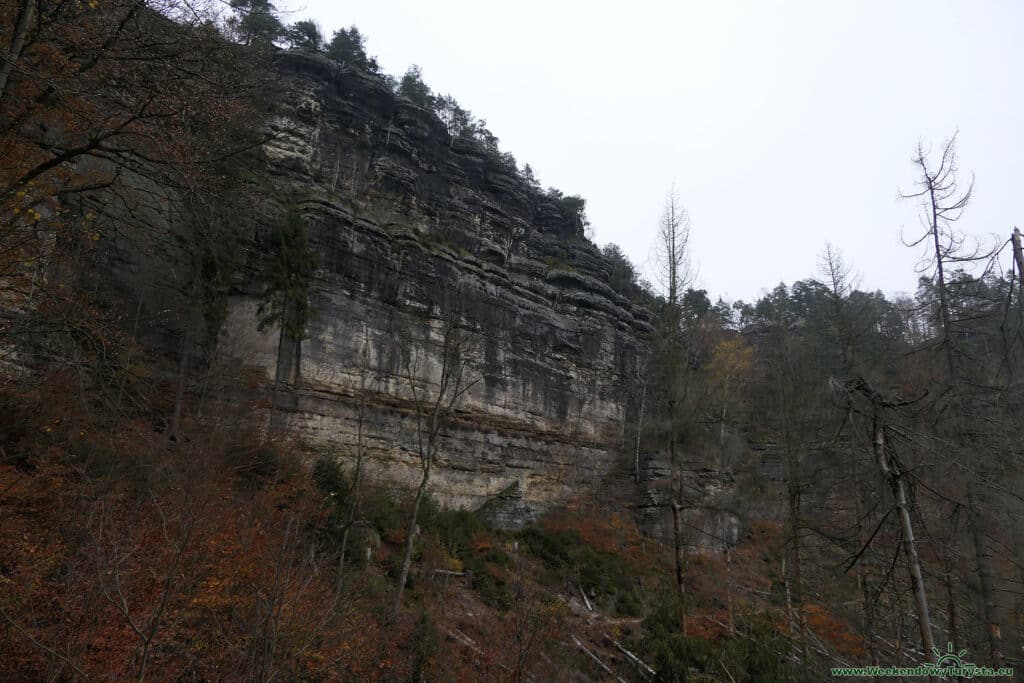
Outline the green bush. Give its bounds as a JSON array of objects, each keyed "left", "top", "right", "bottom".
[
  {"left": 65, "top": 433, "right": 159, "bottom": 494},
  {"left": 234, "top": 445, "right": 280, "bottom": 483},
  {"left": 312, "top": 456, "right": 401, "bottom": 557},
  {"left": 518, "top": 525, "right": 645, "bottom": 617},
  {"left": 463, "top": 554, "right": 512, "bottom": 610},
  {"left": 636, "top": 603, "right": 813, "bottom": 683},
  {"left": 405, "top": 609, "right": 441, "bottom": 682},
  {"left": 414, "top": 497, "right": 517, "bottom": 609},
  {"left": 416, "top": 497, "right": 486, "bottom": 559},
  {"left": 637, "top": 598, "right": 713, "bottom": 679}
]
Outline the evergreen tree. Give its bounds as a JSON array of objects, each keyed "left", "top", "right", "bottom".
[
  {"left": 521, "top": 163, "right": 540, "bottom": 188},
  {"left": 713, "top": 297, "right": 735, "bottom": 327},
  {"left": 228, "top": 0, "right": 285, "bottom": 48},
  {"left": 681, "top": 288, "right": 712, "bottom": 323},
  {"left": 602, "top": 243, "right": 643, "bottom": 301},
  {"left": 558, "top": 194, "right": 589, "bottom": 237},
  {"left": 326, "top": 26, "right": 376, "bottom": 70},
  {"left": 286, "top": 20, "right": 323, "bottom": 52},
  {"left": 399, "top": 65, "right": 435, "bottom": 108},
  {"left": 435, "top": 94, "right": 476, "bottom": 137},
  {"left": 257, "top": 205, "right": 319, "bottom": 398}
]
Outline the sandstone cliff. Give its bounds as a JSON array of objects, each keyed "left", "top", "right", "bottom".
[{"left": 221, "top": 51, "right": 652, "bottom": 525}]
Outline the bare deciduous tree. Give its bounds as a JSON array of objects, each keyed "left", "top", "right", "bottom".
[
  {"left": 338, "top": 323, "right": 376, "bottom": 572},
  {"left": 390, "top": 283, "right": 480, "bottom": 616},
  {"left": 900, "top": 134, "right": 1003, "bottom": 667},
  {"left": 652, "top": 185, "right": 692, "bottom": 625}
]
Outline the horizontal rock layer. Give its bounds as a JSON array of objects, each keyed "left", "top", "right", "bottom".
[{"left": 222, "top": 51, "right": 653, "bottom": 522}]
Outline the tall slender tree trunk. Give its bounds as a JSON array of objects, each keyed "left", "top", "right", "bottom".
[
  {"left": 788, "top": 484, "right": 808, "bottom": 666},
  {"left": 725, "top": 548, "right": 735, "bottom": 635},
  {"left": 1013, "top": 518, "right": 1024, "bottom": 666},
  {"left": 290, "top": 295, "right": 303, "bottom": 385},
  {"left": 928, "top": 186, "right": 956, "bottom": 384},
  {"left": 656, "top": 187, "right": 691, "bottom": 639},
  {"left": 392, "top": 388, "right": 446, "bottom": 618},
  {"left": 929, "top": 203, "right": 1000, "bottom": 668},
  {"left": 943, "top": 563, "right": 958, "bottom": 649},
  {"left": 776, "top": 356, "right": 807, "bottom": 665},
  {"left": 291, "top": 335, "right": 302, "bottom": 384},
  {"left": 117, "top": 295, "right": 144, "bottom": 414},
  {"left": 859, "top": 560, "right": 876, "bottom": 666},
  {"left": 848, "top": 410, "right": 877, "bottom": 665},
  {"left": 170, "top": 326, "right": 191, "bottom": 441},
  {"left": 1012, "top": 228, "right": 1024, "bottom": 303},
  {"left": 666, "top": 307, "right": 687, "bottom": 627},
  {"left": 392, "top": 457, "right": 430, "bottom": 617},
  {"left": 671, "top": 497, "right": 687, "bottom": 635},
  {"left": 919, "top": 162, "right": 1001, "bottom": 671},
  {"left": 339, "top": 328, "right": 371, "bottom": 573},
  {"left": 871, "top": 397, "right": 935, "bottom": 659},
  {"left": 634, "top": 382, "right": 645, "bottom": 485},
  {"left": 719, "top": 405, "right": 727, "bottom": 458},
  {"left": 893, "top": 583, "right": 907, "bottom": 667},
  {"left": 782, "top": 555, "right": 795, "bottom": 646},
  {"left": 669, "top": 387, "right": 687, "bottom": 634},
  {"left": 0, "top": 0, "right": 35, "bottom": 104},
  {"left": 968, "top": 488, "right": 1003, "bottom": 669},
  {"left": 338, "top": 404, "right": 366, "bottom": 572},
  {"left": 269, "top": 299, "right": 288, "bottom": 436}
]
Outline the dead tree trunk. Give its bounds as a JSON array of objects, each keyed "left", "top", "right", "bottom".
[
  {"left": 1012, "top": 228, "right": 1024, "bottom": 296},
  {"left": 968, "top": 488, "right": 1003, "bottom": 669},
  {"left": 869, "top": 394, "right": 935, "bottom": 660},
  {"left": 634, "top": 379, "right": 646, "bottom": 485},
  {"left": 902, "top": 140, "right": 1001, "bottom": 665},
  {"left": 835, "top": 378, "right": 936, "bottom": 663}
]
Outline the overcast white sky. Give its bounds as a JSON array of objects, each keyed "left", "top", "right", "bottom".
[{"left": 284, "top": 1, "right": 1022, "bottom": 303}]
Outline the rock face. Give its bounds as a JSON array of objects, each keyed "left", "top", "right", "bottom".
[
  {"left": 222, "top": 51, "right": 652, "bottom": 523},
  {"left": 637, "top": 462, "right": 741, "bottom": 553}
]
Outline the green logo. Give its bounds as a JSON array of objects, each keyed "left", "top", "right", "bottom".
[
  {"left": 830, "top": 642, "right": 1014, "bottom": 678},
  {"left": 924, "top": 643, "right": 975, "bottom": 674}
]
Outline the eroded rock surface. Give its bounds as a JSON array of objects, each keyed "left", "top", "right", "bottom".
[{"left": 223, "top": 52, "right": 651, "bottom": 524}]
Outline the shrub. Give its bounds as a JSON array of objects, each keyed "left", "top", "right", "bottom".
[
  {"left": 417, "top": 497, "right": 487, "bottom": 559},
  {"left": 636, "top": 603, "right": 813, "bottom": 683},
  {"left": 518, "top": 525, "right": 645, "bottom": 617},
  {"left": 463, "top": 554, "right": 512, "bottom": 610},
  {"left": 312, "top": 456, "right": 401, "bottom": 558}
]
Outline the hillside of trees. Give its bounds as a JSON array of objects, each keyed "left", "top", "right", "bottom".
[{"left": 2, "top": 1, "right": 1023, "bottom": 681}]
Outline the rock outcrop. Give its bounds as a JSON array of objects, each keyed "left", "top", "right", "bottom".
[{"left": 221, "top": 51, "right": 652, "bottom": 523}]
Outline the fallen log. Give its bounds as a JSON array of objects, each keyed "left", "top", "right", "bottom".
[
  {"left": 603, "top": 632, "right": 655, "bottom": 679},
  {"left": 433, "top": 569, "right": 466, "bottom": 577},
  {"left": 573, "top": 635, "right": 625, "bottom": 683},
  {"left": 579, "top": 585, "right": 594, "bottom": 612}
]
